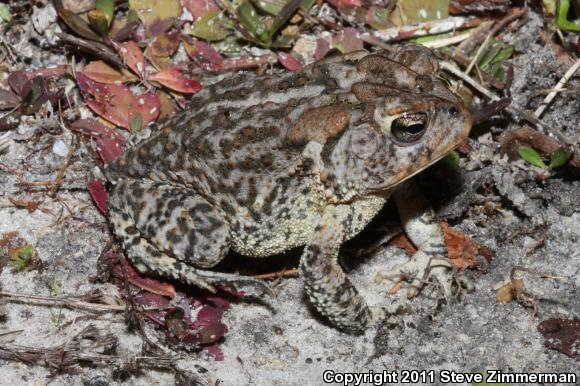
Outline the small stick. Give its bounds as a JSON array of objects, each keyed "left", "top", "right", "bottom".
[
  {"left": 534, "top": 58, "right": 580, "bottom": 118},
  {"left": 362, "top": 15, "right": 483, "bottom": 45},
  {"left": 50, "top": 136, "right": 76, "bottom": 195},
  {"left": 0, "top": 329, "right": 23, "bottom": 337},
  {"left": 421, "top": 31, "right": 474, "bottom": 49},
  {"left": 57, "top": 33, "right": 124, "bottom": 68},
  {"left": 465, "top": 32, "right": 492, "bottom": 75},
  {"left": 489, "top": 7, "right": 527, "bottom": 36},
  {"left": 440, "top": 60, "right": 577, "bottom": 150},
  {"left": 0, "top": 131, "right": 11, "bottom": 154},
  {"left": 254, "top": 268, "right": 299, "bottom": 280},
  {"left": 0, "top": 291, "right": 126, "bottom": 312}
]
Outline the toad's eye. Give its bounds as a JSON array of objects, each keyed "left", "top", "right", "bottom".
[{"left": 390, "top": 112, "right": 428, "bottom": 143}]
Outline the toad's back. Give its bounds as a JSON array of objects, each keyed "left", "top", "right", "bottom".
[{"left": 104, "top": 51, "right": 381, "bottom": 255}]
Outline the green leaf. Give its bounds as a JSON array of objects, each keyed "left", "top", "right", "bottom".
[
  {"left": 519, "top": 146, "right": 547, "bottom": 169},
  {"left": 478, "top": 42, "right": 501, "bottom": 71},
  {"left": 490, "top": 45, "right": 513, "bottom": 65},
  {"left": 542, "top": 0, "right": 557, "bottom": 15},
  {"left": 556, "top": 0, "right": 580, "bottom": 32},
  {"left": 442, "top": 150, "right": 461, "bottom": 171},
  {"left": 490, "top": 62, "right": 507, "bottom": 83},
  {"left": 269, "top": 0, "right": 304, "bottom": 40},
  {"left": 129, "top": 0, "right": 182, "bottom": 27},
  {"left": 252, "top": 0, "right": 314, "bottom": 16},
  {"left": 88, "top": 8, "right": 111, "bottom": 36},
  {"left": 190, "top": 11, "right": 229, "bottom": 41},
  {"left": 390, "top": 0, "right": 449, "bottom": 26},
  {"left": 45, "top": 276, "right": 62, "bottom": 297},
  {"left": 366, "top": 6, "right": 394, "bottom": 30},
  {"left": 238, "top": 2, "right": 269, "bottom": 42},
  {"left": 95, "top": 0, "right": 115, "bottom": 26},
  {"left": 549, "top": 148, "right": 572, "bottom": 168},
  {"left": 57, "top": 9, "right": 106, "bottom": 42},
  {"left": 9, "top": 244, "right": 39, "bottom": 271},
  {"left": 130, "top": 112, "right": 143, "bottom": 132},
  {"left": 127, "top": 9, "right": 139, "bottom": 23},
  {"left": 0, "top": 3, "right": 11, "bottom": 22},
  {"left": 251, "top": 0, "right": 288, "bottom": 15}
]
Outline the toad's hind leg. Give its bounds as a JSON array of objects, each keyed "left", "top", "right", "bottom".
[{"left": 108, "top": 180, "right": 267, "bottom": 292}]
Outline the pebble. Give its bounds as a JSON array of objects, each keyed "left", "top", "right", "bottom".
[{"left": 52, "top": 140, "right": 69, "bottom": 157}]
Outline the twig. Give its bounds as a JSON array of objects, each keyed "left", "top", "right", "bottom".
[
  {"left": 57, "top": 33, "right": 125, "bottom": 68},
  {"left": 440, "top": 60, "right": 577, "bottom": 150},
  {"left": 254, "top": 268, "right": 299, "bottom": 280},
  {"left": 421, "top": 31, "right": 474, "bottom": 49},
  {"left": 489, "top": 7, "right": 527, "bottom": 36},
  {"left": 18, "top": 180, "right": 64, "bottom": 187},
  {"left": 0, "top": 329, "right": 23, "bottom": 337},
  {"left": 451, "top": 51, "right": 506, "bottom": 89},
  {"left": 0, "top": 324, "right": 178, "bottom": 372},
  {"left": 50, "top": 136, "right": 76, "bottom": 195},
  {"left": 0, "top": 36, "right": 17, "bottom": 64},
  {"left": 465, "top": 32, "right": 492, "bottom": 75},
  {"left": 361, "top": 15, "right": 483, "bottom": 45},
  {"left": 0, "top": 131, "right": 11, "bottom": 154},
  {"left": 0, "top": 291, "right": 126, "bottom": 312},
  {"left": 534, "top": 58, "right": 580, "bottom": 118}
]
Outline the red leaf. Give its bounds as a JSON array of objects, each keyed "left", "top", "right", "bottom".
[
  {"left": 277, "top": 52, "right": 303, "bottom": 71},
  {"left": 203, "top": 343, "right": 224, "bottom": 361},
  {"left": 314, "top": 38, "right": 331, "bottom": 61},
  {"left": 8, "top": 71, "right": 30, "bottom": 97},
  {"left": 332, "top": 28, "right": 363, "bottom": 53},
  {"left": 134, "top": 292, "right": 172, "bottom": 308},
  {"left": 147, "top": 67, "right": 202, "bottom": 94},
  {"left": 326, "top": 0, "right": 361, "bottom": 9},
  {"left": 23, "top": 65, "right": 68, "bottom": 79},
  {"left": 182, "top": 0, "right": 219, "bottom": 20},
  {"left": 70, "top": 118, "right": 124, "bottom": 141},
  {"left": 76, "top": 72, "right": 110, "bottom": 96},
  {"left": 150, "top": 29, "right": 181, "bottom": 57},
  {"left": 71, "top": 119, "right": 127, "bottom": 163},
  {"left": 88, "top": 179, "right": 109, "bottom": 215},
  {"left": 0, "top": 90, "right": 21, "bottom": 110},
  {"left": 84, "top": 96, "right": 130, "bottom": 129},
  {"left": 440, "top": 222, "right": 480, "bottom": 270},
  {"left": 76, "top": 73, "right": 160, "bottom": 130},
  {"left": 183, "top": 38, "right": 223, "bottom": 72},
  {"left": 96, "top": 136, "right": 125, "bottom": 164},
  {"left": 83, "top": 61, "right": 136, "bottom": 84},
  {"left": 198, "top": 323, "right": 226, "bottom": 345},
  {"left": 132, "top": 92, "right": 162, "bottom": 128},
  {"left": 195, "top": 305, "right": 224, "bottom": 325},
  {"left": 147, "top": 18, "right": 175, "bottom": 37},
  {"left": 156, "top": 90, "right": 179, "bottom": 118},
  {"left": 114, "top": 40, "right": 147, "bottom": 78},
  {"left": 113, "top": 261, "right": 177, "bottom": 298}
]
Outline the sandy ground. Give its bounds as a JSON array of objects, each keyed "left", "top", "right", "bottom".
[{"left": 0, "top": 5, "right": 579, "bottom": 386}]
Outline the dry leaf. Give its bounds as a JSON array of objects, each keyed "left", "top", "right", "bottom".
[
  {"left": 147, "top": 67, "right": 202, "bottom": 94},
  {"left": 278, "top": 52, "right": 304, "bottom": 71},
  {"left": 83, "top": 61, "right": 136, "bottom": 84}
]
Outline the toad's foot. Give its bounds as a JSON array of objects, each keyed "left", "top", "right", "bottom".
[{"left": 374, "top": 250, "right": 453, "bottom": 299}]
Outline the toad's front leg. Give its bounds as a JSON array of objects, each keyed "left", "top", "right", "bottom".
[
  {"left": 375, "top": 180, "right": 453, "bottom": 298},
  {"left": 299, "top": 205, "right": 372, "bottom": 334}
]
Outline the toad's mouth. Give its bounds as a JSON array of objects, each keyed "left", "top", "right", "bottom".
[{"left": 369, "top": 134, "right": 470, "bottom": 195}]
